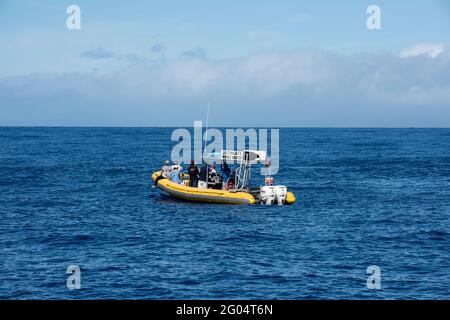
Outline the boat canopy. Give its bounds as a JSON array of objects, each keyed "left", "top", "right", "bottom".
[
  {"left": 204, "top": 150, "right": 267, "bottom": 165},
  {"left": 204, "top": 150, "right": 268, "bottom": 192}
]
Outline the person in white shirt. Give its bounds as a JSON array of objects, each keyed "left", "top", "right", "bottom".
[
  {"left": 153, "top": 160, "right": 171, "bottom": 188},
  {"left": 161, "top": 160, "right": 171, "bottom": 178}
]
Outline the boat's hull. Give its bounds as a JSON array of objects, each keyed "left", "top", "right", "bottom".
[
  {"left": 152, "top": 171, "right": 255, "bottom": 204},
  {"left": 152, "top": 171, "right": 295, "bottom": 205}
]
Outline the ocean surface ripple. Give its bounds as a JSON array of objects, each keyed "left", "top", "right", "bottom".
[{"left": 0, "top": 128, "right": 449, "bottom": 299}]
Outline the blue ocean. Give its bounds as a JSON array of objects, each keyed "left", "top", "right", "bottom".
[{"left": 0, "top": 127, "right": 449, "bottom": 299}]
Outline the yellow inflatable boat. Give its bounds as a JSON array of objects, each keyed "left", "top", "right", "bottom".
[{"left": 151, "top": 171, "right": 296, "bottom": 205}]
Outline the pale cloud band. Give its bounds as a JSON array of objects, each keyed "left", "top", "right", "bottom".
[
  {"left": 399, "top": 43, "right": 447, "bottom": 59},
  {"left": 1, "top": 44, "right": 450, "bottom": 126}
]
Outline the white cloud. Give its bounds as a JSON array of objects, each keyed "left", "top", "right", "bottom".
[
  {"left": 1, "top": 48, "right": 450, "bottom": 126},
  {"left": 399, "top": 43, "right": 446, "bottom": 59}
]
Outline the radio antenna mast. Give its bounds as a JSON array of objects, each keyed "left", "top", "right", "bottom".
[{"left": 203, "top": 102, "right": 210, "bottom": 158}]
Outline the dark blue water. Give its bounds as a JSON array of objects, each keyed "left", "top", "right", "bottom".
[{"left": 0, "top": 128, "right": 449, "bottom": 299}]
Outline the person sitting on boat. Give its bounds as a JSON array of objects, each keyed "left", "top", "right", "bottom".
[
  {"left": 225, "top": 169, "right": 236, "bottom": 190},
  {"left": 227, "top": 177, "right": 235, "bottom": 190},
  {"left": 208, "top": 163, "right": 217, "bottom": 184},
  {"left": 265, "top": 175, "right": 274, "bottom": 186},
  {"left": 263, "top": 158, "right": 274, "bottom": 186},
  {"left": 153, "top": 160, "right": 171, "bottom": 188},
  {"left": 208, "top": 163, "right": 222, "bottom": 189},
  {"left": 209, "top": 163, "right": 217, "bottom": 176},
  {"left": 188, "top": 160, "right": 199, "bottom": 188}
]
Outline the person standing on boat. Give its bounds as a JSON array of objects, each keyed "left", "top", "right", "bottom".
[
  {"left": 199, "top": 164, "right": 208, "bottom": 188},
  {"left": 188, "top": 160, "right": 199, "bottom": 188},
  {"left": 221, "top": 161, "right": 231, "bottom": 189},
  {"left": 153, "top": 160, "right": 171, "bottom": 188},
  {"left": 170, "top": 166, "right": 183, "bottom": 184},
  {"left": 171, "top": 160, "right": 182, "bottom": 173}
]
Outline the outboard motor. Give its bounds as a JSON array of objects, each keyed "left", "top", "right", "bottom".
[
  {"left": 260, "top": 186, "right": 276, "bottom": 205},
  {"left": 274, "top": 186, "right": 287, "bottom": 206}
]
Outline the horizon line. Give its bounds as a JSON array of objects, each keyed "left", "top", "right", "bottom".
[{"left": 1, "top": 125, "right": 450, "bottom": 129}]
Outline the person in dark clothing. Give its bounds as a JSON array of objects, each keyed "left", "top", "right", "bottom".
[
  {"left": 221, "top": 161, "right": 231, "bottom": 181},
  {"left": 199, "top": 164, "right": 206, "bottom": 180},
  {"left": 221, "top": 161, "right": 231, "bottom": 190},
  {"left": 188, "top": 160, "right": 199, "bottom": 187}
]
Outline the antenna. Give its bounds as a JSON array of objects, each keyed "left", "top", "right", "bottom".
[{"left": 203, "top": 102, "right": 210, "bottom": 157}]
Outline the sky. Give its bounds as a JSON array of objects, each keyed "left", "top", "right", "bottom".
[{"left": 1, "top": 0, "right": 450, "bottom": 127}]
